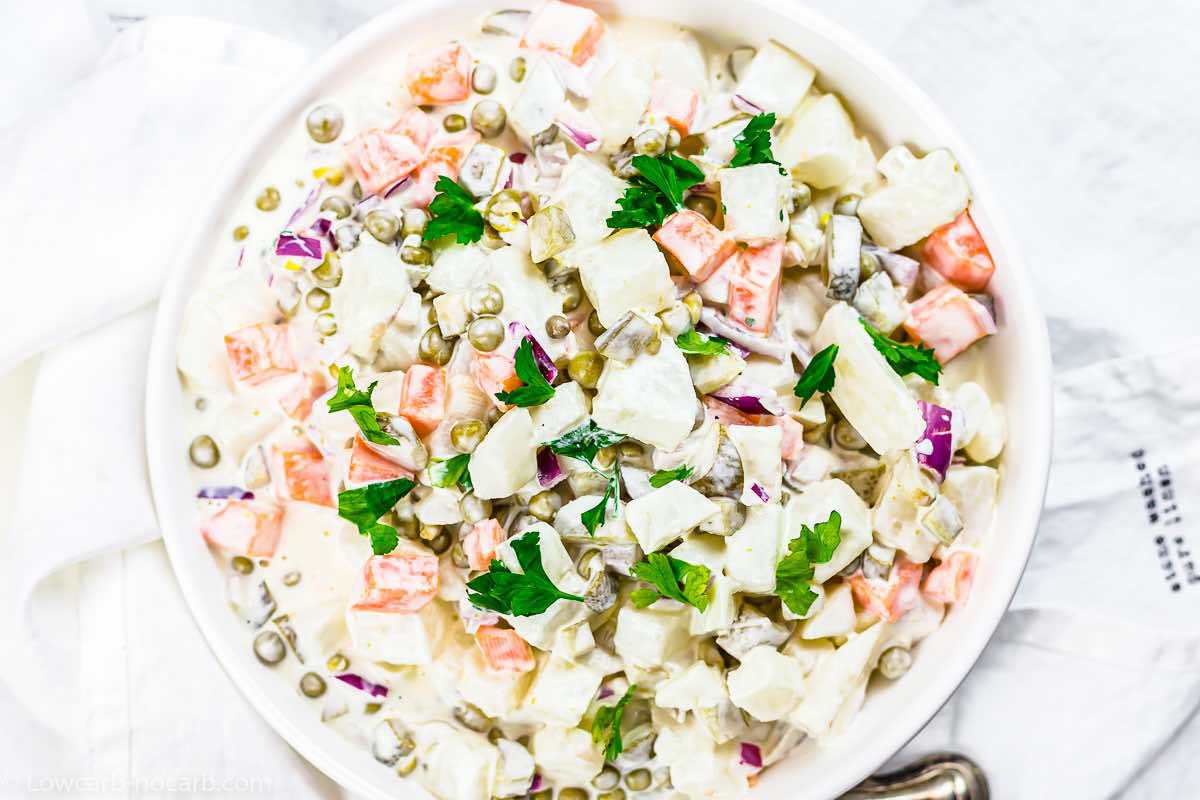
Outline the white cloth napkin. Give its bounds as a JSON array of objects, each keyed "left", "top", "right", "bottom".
[{"left": 2, "top": 8, "right": 1198, "bottom": 800}]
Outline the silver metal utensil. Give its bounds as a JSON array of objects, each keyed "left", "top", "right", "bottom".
[{"left": 840, "top": 753, "right": 989, "bottom": 800}]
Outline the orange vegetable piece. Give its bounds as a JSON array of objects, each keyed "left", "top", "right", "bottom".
[
  {"left": 200, "top": 499, "right": 284, "bottom": 557},
  {"left": 342, "top": 127, "right": 424, "bottom": 197},
  {"left": 923, "top": 551, "right": 978, "bottom": 605},
  {"left": 278, "top": 370, "right": 327, "bottom": 421},
  {"left": 726, "top": 239, "right": 783, "bottom": 336},
  {"left": 475, "top": 625, "right": 536, "bottom": 673},
  {"left": 654, "top": 209, "right": 737, "bottom": 282},
  {"left": 922, "top": 210, "right": 995, "bottom": 292},
  {"left": 404, "top": 41, "right": 473, "bottom": 106},
  {"left": 397, "top": 364, "right": 448, "bottom": 437},
  {"left": 849, "top": 557, "right": 924, "bottom": 622},
  {"left": 347, "top": 435, "right": 414, "bottom": 486},
  {"left": 463, "top": 519, "right": 508, "bottom": 571},
  {"left": 271, "top": 440, "right": 333, "bottom": 507},
  {"left": 520, "top": 0, "right": 606, "bottom": 66},
  {"left": 354, "top": 553, "right": 440, "bottom": 613},
  {"left": 903, "top": 285, "right": 996, "bottom": 364},
  {"left": 649, "top": 79, "right": 700, "bottom": 136},
  {"left": 224, "top": 322, "right": 296, "bottom": 386}
]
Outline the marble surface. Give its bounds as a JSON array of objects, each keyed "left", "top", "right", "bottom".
[{"left": 2, "top": 0, "right": 1197, "bottom": 797}]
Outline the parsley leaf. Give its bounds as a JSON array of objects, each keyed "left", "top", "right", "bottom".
[
  {"left": 580, "top": 460, "right": 622, "bottom": 536},
  {"left": 592, "top": 685, "right": 637, "bottom": 761},
  {"left": 545, "top": 420, "right": 627, "bottom": 465},
  {"left": 630, "top": 552, "right": 711, "bottom": 611},
  {"left": 606, "top": 154, "right": 705, "bottom": 230},
  {"left": 337, "top": 478, "right": 416, "bottom": 555},
  {"left": 648, "top": 465, "right": 694, "bottom": 488},
  {"left": 860, "top": 319, "right": 942, "bottom": 385},
  {"left": 327, "top": 366, "right": 400, "bottom": 446},
  {"left": 793, "top": 343, "right": 839, "bottom": 406},
  {"left": 674, "top": 329, "right": 730, "bottom": 356},
  {"left": 423, "top": 176, "right": 484, "bottom": 244},
  {"left": 494, "top": 338, "right": 556, "bottom": 407},
  {"left": 729, "top": 113, "right": 785, "bottom": 174},
  {"left": 429, "top": 453, "right": 472, "bottom": 491},
  {"left": 466, "top": 531, "right": 585, "bottom": 616},
  {"left": 775, "top": 511, "right": 842, "bottom": 616}
]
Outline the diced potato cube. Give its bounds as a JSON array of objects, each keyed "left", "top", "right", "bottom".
[
  {"left": 873, "top": 452, "right": 940, "bottom": 563},
  {"left": 796, "top": 395, "right": 827, "bottom": 426},
  {"left": 433, "top": 292, "right": 471, "bottom": 337},
  {"left": 655, "top": 662, "right": 728, "bottom": 711},
  {"left": 346, "top": 602, "right": 449, "bottom": 665},
  {"left": 223, "top": 322, "right": 296, "bottom": 385},
  {"left": 732, "top": 40, "right": 815, "bottom": 116},
  {"left": 530, "top": 380, "right": 590, "bottom": 442},
  {"left": 727, "top": 424, "right": 783, "bottom": 506},
  {"left": 404, "top": 41, "right": 472, "bottom": 105},
  {"left": 812, "top": 302, "right": 925, "bottom": 453},
  {"left": 717, "top": 164, "right": 791, "bottom": 244},
  {"left": 551, "top": 154, "right": 630, "bottom": 249},
  {"left": 726, "top": 645, "right": 807, "bottom": 721},
  {"left": 524, "top": 655, "right": 605, "bottom": 726},
  {"left": 530, "top": 725, "right": 604, "bottom": 786},
  {"left": 668, "top": 534, "right": 727, "bottom": 574},
  {"left": 788, "top": 621, "right": 889, "bottom": 738},
  {"left": 494, "top": 740, "right": 536, "bottom": 798},
  {"left": 903, "top": 285, "right": 996, "bottom": 364},
  {"left": 458, "top": 647, "right": 535, "bottom": 717},
  {"left": 689, "top": 574, "right": 739, "bottom": 635},
  {"left": 520, "top": 0, "right": 606, "bottom": 66},
  {"left": 697, "top": 496, "right": 744, "bottom": 536},
  {"left": 654, "top": 209, "right": 737, "bottom": 282},
  {"left": 785, "top": 478, "right": 872, "bottom": 582},
  {"left": 468, "top": 408, "right": 539, "bottom": 499},
  {"left": 509, "top": 56, "right": 566, "bottom": 144},
  {"left": 858, "top": 147, "right": 970, "bottom": 250},
  {"left": 800, "top": 581, "right": 856, "bottom": 639},
  {"left": 427, "top": 244, "right": 490, "bottom": 294},
  {"left": 414, "top": 487, "right": 464, "bottom": 526},
  {"left": 776, "top": 94, "right": 859, "bottom": 189},
  {"left": 782, "top": 634, "right": 834, "bottom": 674},
  {"left": 590, "top": 56, "right": 654, "bottom": 152},
  {"left": 614, "top": 606, "right": 692, "bottom": 667},
  {"left": 414, "top": 722, "right": 499, "bottom": 800},
  {"left": 649, "top": 79, "right": 700, "bottom": 135},
  {"left": 573, "top": 228, "right": 675, "bottom": 327},
  {"left": 626, "top": 481, "right": 719, "bottom": 553},
  {"left": 941, "top": 465, "right": 998, "bottom": 548},
  {"left": 687, "top": 351, "right": 746, "bottom": 395},
  {"left": 655, "top": 721, "right": 749, "bottom": 799},
  {"left": 724, "top": 504, "right": 784, "bottom": 593},
  {"left": 591, "top": 336, "right": 699, "bottom": 450}
]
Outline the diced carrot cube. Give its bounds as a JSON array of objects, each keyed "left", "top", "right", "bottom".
[
  {"left": 271, "top": 440, "right": 333, "bottom": 507},
  {"left": 697, "top": 251, "right": 738, "bottom": 305},
  {"left": 354, "top": 553, "right": 440, "bottom": 613},
  {"left": 404, "top": 41, "right": 473, "bottom": 106},
  {"left": 407, "top": 129, "right": 482, "bottom": 207},
  {"left": 397, "top": 364, "right": 448, "bottom": 437},
  {"left": 903, "top": 285, "right": 996, "bottom": 364},
  {"left": 654, "top": 209, "right": 737, "bottom": 282},
  {"left": 463, "top": 519, "right": 507, "bottom": 571},
  {"left": 200, "top": 499, "right": 284, "bottom": 557},
  {"left": 347, "top": 435, "right": 415, "bottom": 487},
  {"left": 224, "top": 322, "right": 296, "bottom": 386},
  {"left": 520, "top": 0, "right": 606, "bottom": 66},
  {"left": 922, "top": 210, "right": 995, "bottom": 292},
  {"left": 726, "top": 239, "right": 783, "bottom": 335},
  {"left": 343, "top": 127, "right": 424, "bottom": 197},
  {"left": 470, "top": 351, "right": 519, "bottom": 410},
  {"left": 475, "top": 625, "right": 536, "bottom": 673},
  {"left": 922, "top": 551, "right": 978, "bottom": 605},
  {"left": 278, "top": 370, "right": 327, "bottom": 421},
  {"left": 389, "top": 107, "right": 438, "bottom": 152},
  {"left": 849, "top": 557, "right": 923, "bottom": 622},
  {"left": 772, "top": 414, "right": 806, "bottom": 461},
  {"left": 649, "top": 79, "right": 700, "bottom": 136}
]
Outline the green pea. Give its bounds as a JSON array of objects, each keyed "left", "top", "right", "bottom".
[
  {"left": 252, "top": 631, "right": 286, "bottom": 666},
  {"left": 467, "top": 315, "right": 505, "bottom": 352},
  {"left": 255, "top": 187, "right": 281, "bottom": 212},
  {"left": 305, "top": 103, "right": 344, "bottom": 143},
  {"left": 400, "top": 245, "right": 433, "bottom": 266},
  {"left": 468, "top": 284, "right": 504, "bottom": 316},
  {"left": 558, "top": 789, "right": 588, "bottom": 800},
  {"left": 450, "top": 419, "right": 486, "bottom": 453},
  {"left": 509, "top": 56, "right": 527, "bottom": 82},
  {"left": 471, "top": 100, "right": 507, "bottom": 138},
  {"left": 326, "top": 653, "right": 349, "bottom": 673},
  {"left": 305, "top": 288, "right": 330, "bottom": 312},
  {"left": 320, "top": 196, "right": 352, "bottom": 219},
  {"left": 878, "top": 646, "right": 912, "bottom": 679},
  {"left": 592, "top": 767, "right": 620, "bottom": 790},
  {"left": 189, "top": 435, "right": 219, "bottom": 468},
  {"left": 314, "top": 313, "right": 337, "bottom": 337},
  {"left": 443, "top": 113, "right": 467, "bottom": 133},
  {"left": 232, "top": 225, "right": 249, "bottom": 241},
  {"left": 231, "top": 556, "right": 254, "bottom": 575},
  {"left": 282, "top": 571, "right": 301, "bottom": 586},
  {"left": 528, "top": 491, "right": 562, "bottom": 522},
  {"left": 545, "top": 314, "right": 570, "bottom": 339},
  {"left": 684, "top": 194, "right": 718, "bottom": 222},
  {"left": 472, "top": 64, "right": 497, "bottom": 94},
  {"left": 299, "top": 672, "right": 326, "bottom": 698},
  {"left": 419, "top": 326, "right": 453, "bottom": 365},
  {"left": 587, "top": 310, "right": 606, "bottom": 337},
  {"left": 365, "top": 209, "right": 401, "bottom": 244},
  {"left": 567, "top": 352, "right": 602, "bottom": 389},
  {"left": 625, "top": 769, "right": 652, "bottom": 792}
]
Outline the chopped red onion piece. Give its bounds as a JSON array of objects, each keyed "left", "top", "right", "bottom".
[
  {"left": 750, "top": 483, "right": 769, "bottom": 503},
  {"left": 536, "top": 448, "right": 564, "bottom": 487},
  {"left": 275, "top": 232, "right": 323, "bottom": 260},
  {"left": 739, "top": 742, "right": 763, "bottom": 769},
  {"left": 311, "top": 217, "right": 332, "bottom": 237},
  {"left": 555, "top": 108, "right": 601, "bottom": 152},
  {"left": 335, "top": 672, "right": 389, "bottom": 698},
  {"left": 383, "top": 177, "right": 412, "bottom": 198},
  {"left": 710, "top": 382, "right": 784, "bottom": 416},
  {"left": 197, "top": 486, "right": 255, "bottom": 500},
  {"left": 286, "top": 184, "right": 322, "bottom": 228},
  {"left": 529, "top": 775, "right": 543, "bottom": 793},
  {"left": 915, "top": 401, "right": 954, "bottom": 481},
  {"left": 732, "top": 94, "right": 765, "bottom": 115},
  {"left": 597, "top": 686, "right": 615, "bottom": 700},
  {"left": 509, "top": 152, "right": 528, "bottom": 164},
  {"left": 507, "top": 322, "right": 558, "bottom": 382}
]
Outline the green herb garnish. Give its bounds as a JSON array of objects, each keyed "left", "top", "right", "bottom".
[
  {"left": 546, "top": 420, "right": 627, "bottom": 536},
  {"left": 775, "top": 510, "right": 842, "bottom": 616},
  {"left": 429, "top": 453, "right": 472, "bottom": 491},
  {"left": 327, "top": 366, "right": 400, "bottom": 446},
  {"left": 860, "top": 319, "right": 942, "bottom": 384},
  {"left": 729, "top": 113, "right": 786, "bottom": 174},
  {"left": 674, "top": 329, "right": 730, "bottom": 356},
  {"left": 423, "top": 176, "right": 484, "bottom": 244},
  {"left": 648, "top": 465, "right": 694, "bottom": 488},
  {"left": 607, "top": 153, "right": 705, "bottom": 230},
  {"left": 494, "top": 338, "right": 556, "bottom": 407},
  {"left": 337, "top": 478, "right": 416, "bottom": 555},
  {"left": 629, "top": 553, "right": 711, "bottom": 611},
  {"left": 792, "top": 343, "right": 839, "bottom": 406},
  {"left": 466, "top": 531, "right": 585, "bottom": 616},
  {"left": 592, "top": 685, "right": 637, "bottom": 761}
]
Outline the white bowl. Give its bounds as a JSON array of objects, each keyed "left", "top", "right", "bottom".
[{"left": 145, "top": 2, "right": 1053, "bottom": 798}]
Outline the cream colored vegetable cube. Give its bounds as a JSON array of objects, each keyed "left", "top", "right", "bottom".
[
  {"left": 590, "top": 57, "right": 654, "bottom": 152},
  {"left": 858, "top": 147, "right": 970, "bottom": 250},
  {"left": 813, "top": 302, "right": 925, "bottom": 453},
  {"left": 689, "top": 574, "right": 739, "bottom": 635},
  {"left": 732, "top": 40, "right": 816, "bottom": 116},
  {"left": 776, "top": 94, "right": 860, "bottom": 190},
  {"left": 592, "top": 337, "right": 699, "bottom": 450},
  {"left": 800, "top": 581, "right": 856, "bottom": 639},
  {"left": 687, "top": 350, "right": 747, "bottom": 394},
  {"left": 427, "top": 244, "right": 489, "bottom": 294},
  {"left": 524, "top": 655, "right": 605, "bottom": 727},
  {"left": 553, "top": 494, "right": 632, "bottom": 543},
  {"left": 530, "top": 380, "right": 590, "bottom": 442},
  {"left": 873, "top": 452, "right": 941, "bottom": 563},
  {"left": 552, "top": 154, "right": 630, "bottom": 248},
  {"left": 726, "top": 645, "right": 807, "bottom": 721},
  {"left": 469, "top": 408, "right": 539, "bottom": 499},
  {"left": 338, "top": 237, "right": 420, "bottom": 360},
  {"left": 785, "top": 478, "right": 872, "bottom": 581},
  {"left": 942, "top": 465, "right": 998, "bottom": 549},
  {"left": 727, "top": 424, "right": 783, "bottom": 506},
  {"left": 346, "top": 602, "right": 449, "bottom": 665},
  {"left": 433, "top": 291, "right": 471, "bottom": 337},
  {"left": 509, "top": 56, "right": 566, "bottom": 144},
  {"left": 789, "top": 621, "right": 890, "bottom": 739},
  {"left": 853, "top": 272, "right": 908, "bottom": 335},
  {"left": 414, "top": 722, "right": 499, "bottom": 800},
  {"left": 668, "top": 534, "right": 727, "bottom": 574},
  {"left": 572, "top": 228, "right": 675, "bottom": 327},
  {"left": 458, "top": 647, "right": 535, "bottom": 718},
  {"left": 625, "top": 481, "right": 719, "bottom": 553},
  {"left": 782, "top": 634, "right": 835, "bottom": 674},
  {"left": 655, "top": 662, "right": 728, "bottom": 711},
  {"left": 414, "top": 486, "right": 465, "bottom": 526},
  {"left": 717, "top": 163, "right": 791, "bottom": 244},
  {"left": 494, "top": 739, "right": 536, "bottom": 798},
  {"left": 655, "top": 720, "right": 749, "bottom": 800},
  {"left": 531, "top": 725, "right": 604, "bottom": 786},
  {"left": 724, "top": 504, "right": 784, "bottom": 593},
  {"left": 796, "top": 395, "right": 827, "bottom": 426},
  {"left": 614, "top": 606, "right": 692, "bottom": 668}
]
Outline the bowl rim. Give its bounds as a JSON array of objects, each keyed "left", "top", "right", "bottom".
[{"left": 145, "top": 2, "right": 1053, "bottom": 798}]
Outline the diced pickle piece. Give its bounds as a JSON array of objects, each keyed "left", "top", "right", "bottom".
[
  {"left": 852, "top": 272, "right": 907, "bottom": 335},
  {"left": 528, "top": 205, "right": 576, "bottom": 263},
  {"left": 822, "top": 214, "right": 862, "bottom": 301},
  {"left": 830, "top": 462, "right": 886, "bottom": 505},
  {"left": 458, "top": 143, "right": 506, "bottom": 198},
  {"left": 918, "top": 494, "right": 964, "bottom": 545},
  {"left": 594, "top": 309, "right": 661, "bottom": 364},
  {"left": 716, "top": 606, "right": 789, "bottom": 660}
]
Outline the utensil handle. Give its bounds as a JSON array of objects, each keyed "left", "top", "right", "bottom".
[{"left": 840, "top": 753, "right": 989, "bottom": 800}]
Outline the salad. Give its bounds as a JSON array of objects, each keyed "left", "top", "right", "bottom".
[{"left": 177, "top": 4, "right": 1005, "bottom": 799}]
